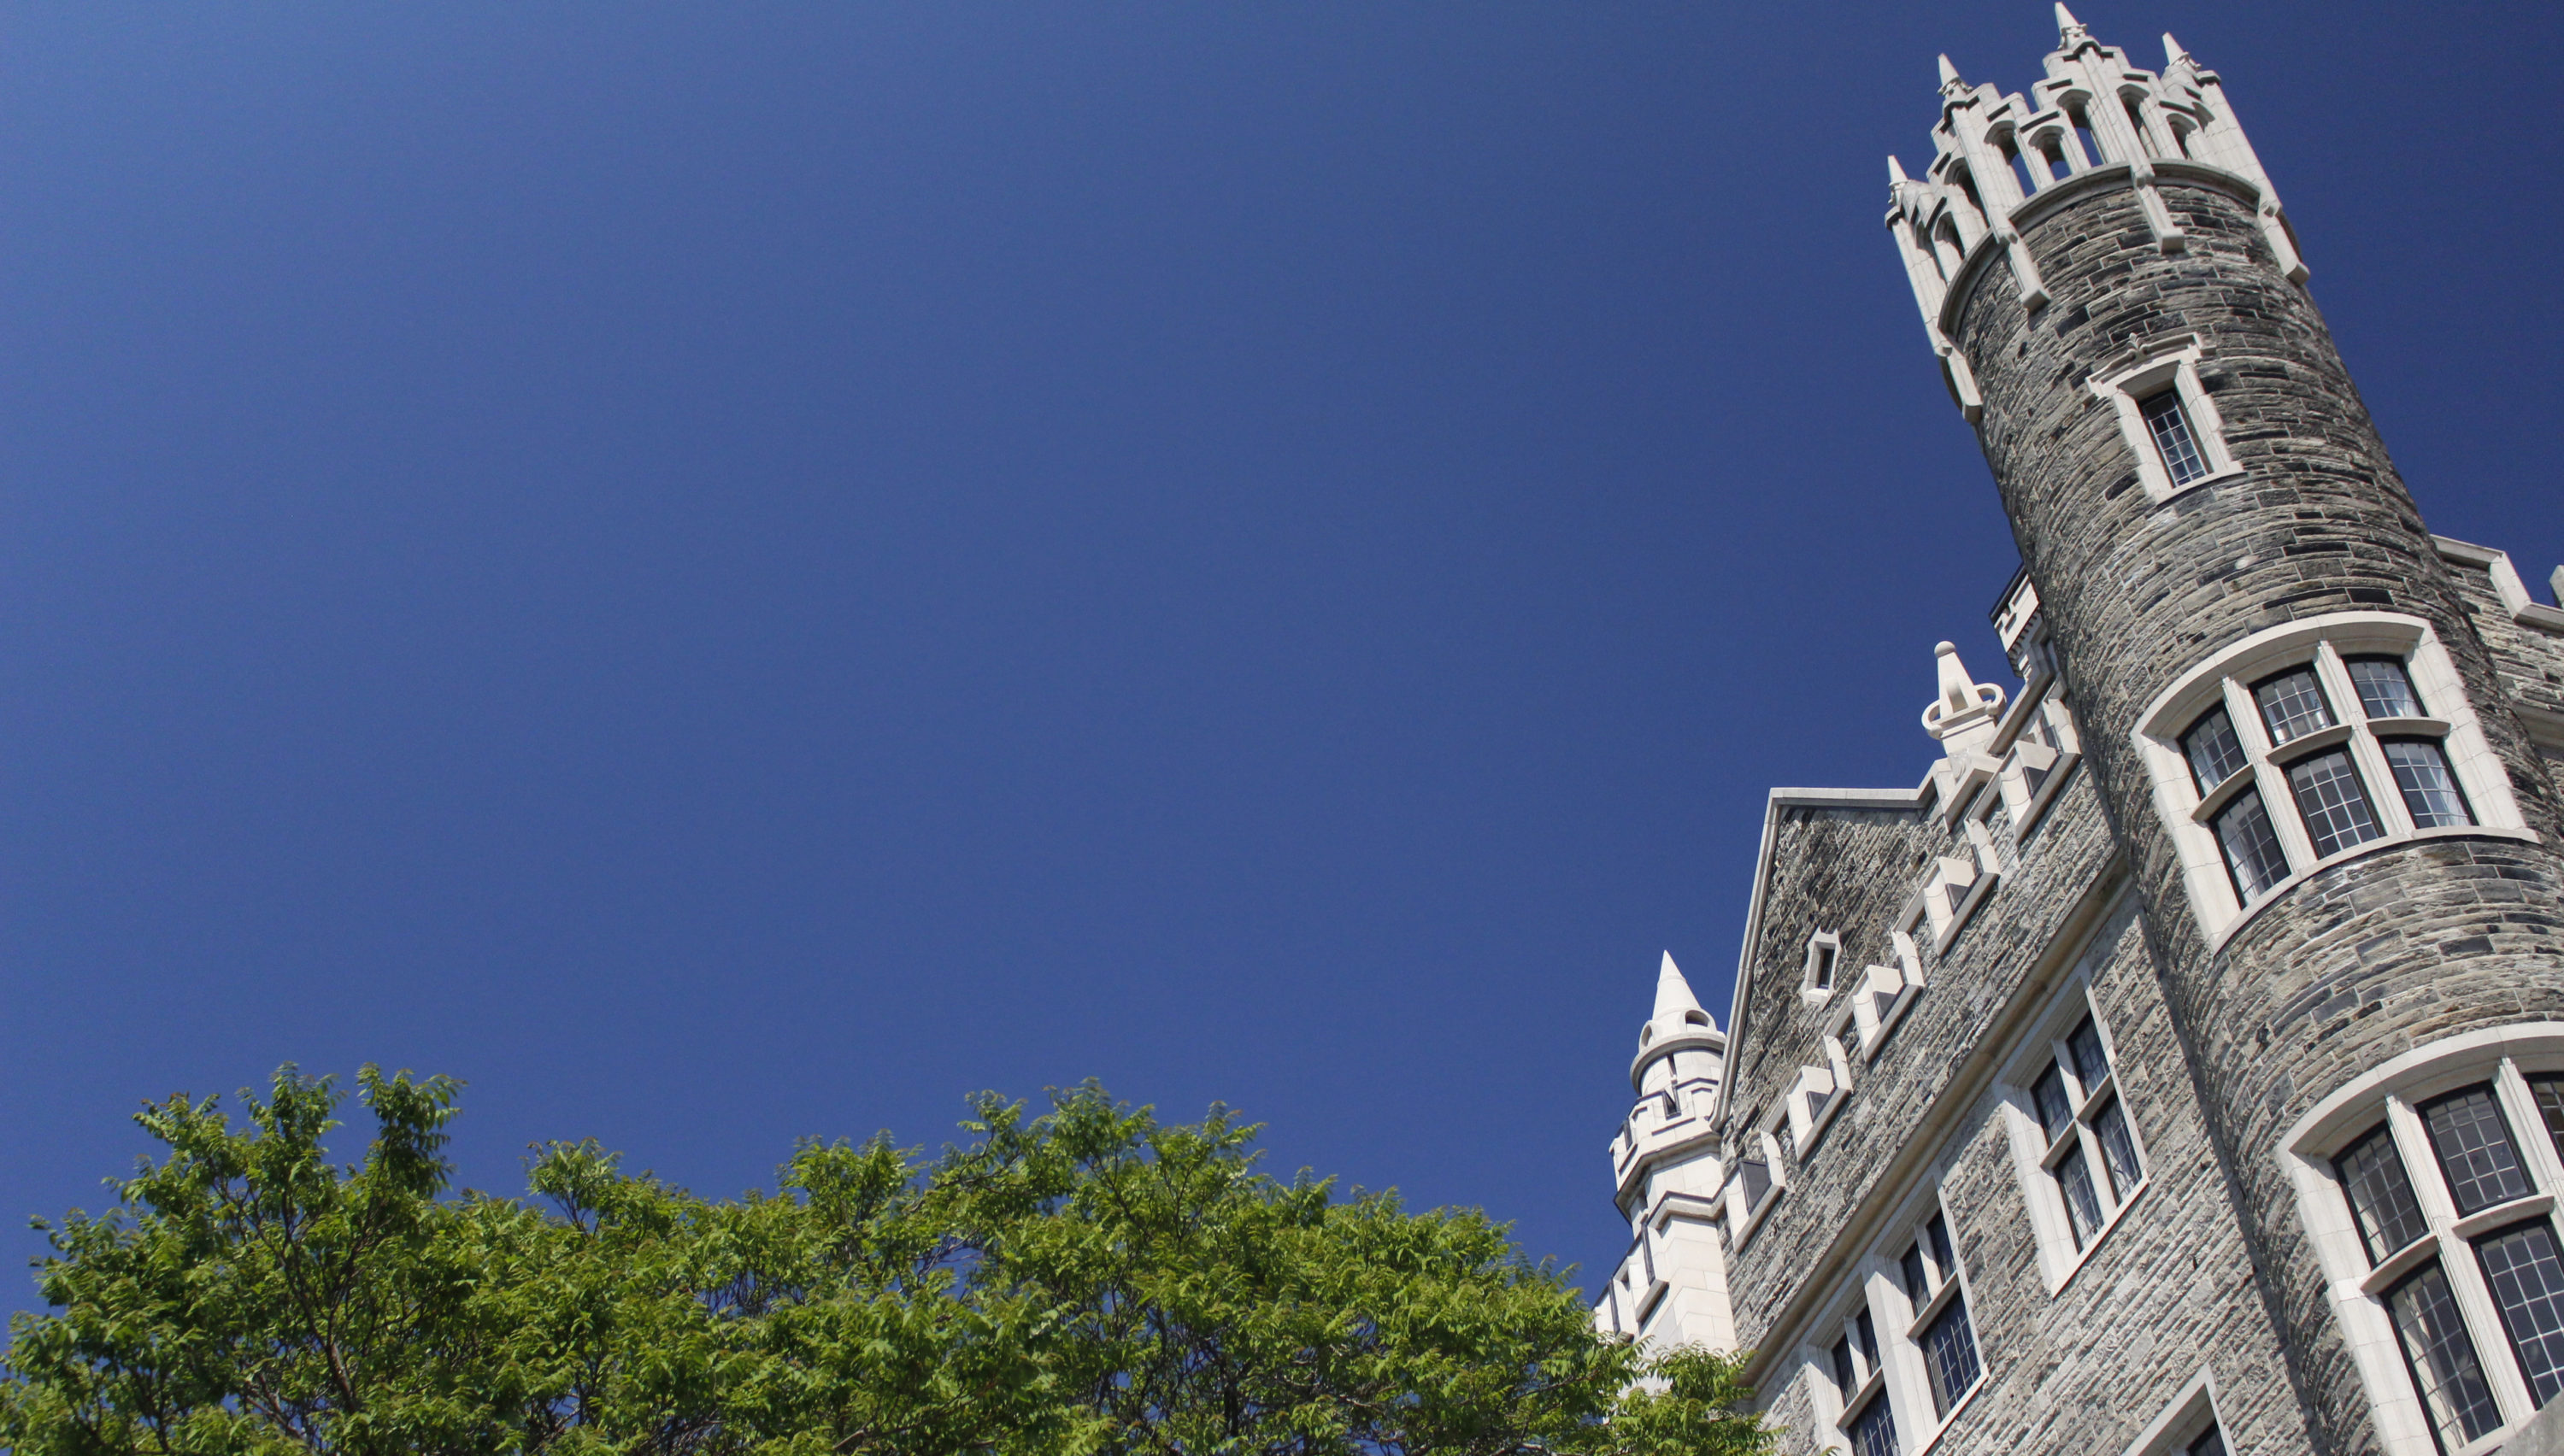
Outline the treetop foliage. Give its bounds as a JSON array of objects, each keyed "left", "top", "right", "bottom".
[{"left": 0, "top": 1066, "right": 1768, "bottom": 1456}]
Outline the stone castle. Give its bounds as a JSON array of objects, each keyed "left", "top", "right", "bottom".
[{"left": 1593, "top": 11, "right": 2564, "bottom": 1455}]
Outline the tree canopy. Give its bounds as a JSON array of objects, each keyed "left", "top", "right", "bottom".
[{"left": 0, "top": 1066, "right": 1767, "bottom": 1456}]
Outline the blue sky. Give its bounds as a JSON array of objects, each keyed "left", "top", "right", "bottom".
[{"left": 0, "top": 3, "right": 2556, "bottom": 1304}]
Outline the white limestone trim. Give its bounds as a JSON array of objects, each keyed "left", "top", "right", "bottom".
[
  {"left": 2116, "top": 1365, "right": 2226, "bottom": 1456},
  {"left": 1849, "top": 931, "right": 1926, "bottom": 1062},
  {"left": 2085, "top": 337, "right": 2243, "bottom": 503},
  {"left": 2131, "top": 612, "right": 2533, "bottom": 947},
  {"left": 1920, "top": 820, "right": 2002, "bottom": 954},
  {"left": 1729, "top": 866, "right": 2130, "bottom": 1393},
  {"left": 1787, "top": 1044, "right": 1854, "bottom": 1160},
  {"left": 2433, "top": 535, "right": 2564, "bottom": 635},
  {"left": 2279, "top": 1024, "right": 2564, "bottom": 1456},
  {"left": 1802, "top": 930, "right": 1844, "bottom": 1007},
  {"left": 1993, "top": 958, "right": 2153, "bottom": 1294},
  {"left": 1998, "top": 690, "right": 2084, "bottom": 842},
  {"left": 1724, "top": 1117, "right": 1790, "bottom": 1252}
]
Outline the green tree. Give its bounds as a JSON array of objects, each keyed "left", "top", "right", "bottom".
[{"left": 0, "top": 1066, "right": 1770, "bottom": 1456}]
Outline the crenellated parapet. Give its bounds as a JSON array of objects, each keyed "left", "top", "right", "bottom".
[{"left": 1887, "top": 7, "right": 2307, "bottom": 418}]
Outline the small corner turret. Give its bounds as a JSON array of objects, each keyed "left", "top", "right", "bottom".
[
  {"left": 1885, "top": 9, "right": 2306, "bottom": 418},
  {"left": 1594, "top": 953, "right": 1738, "bottom": 1352}
]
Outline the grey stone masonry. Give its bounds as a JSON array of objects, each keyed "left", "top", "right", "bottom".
[{"left": 1667, "top": 16, "right": 2564, "bottom": 1456}]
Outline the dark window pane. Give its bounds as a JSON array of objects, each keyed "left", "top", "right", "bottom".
[
  {"left": 2140, "top": 389, "right": 2209, "bottom": 487},
  {"left": 2185, "top": 1427, "right": 2227, "bottom": 1456},
  {"left": 1738, "top": 1156, "right": 1772, "bottom": 1211},
  {"left": 2255, "top": 666, "right": 2334, "bottom": 744},
  {"left": 1814, "top": 944, "right": 1837, "bottom": 989},
  {"left": 2422, "top": 1086, "right": 2532, "bottom": 1216},
  {"left": 1921, "top": 1296, "right": 1983, "bottom": 1417},
  {"left": 2182, "top": 706, "right": 2249, "bottom": 792},
  {"left": 1854, "top": 1308, "right": 1879, "bottom": 1371},
  {"left": 1900, "top": 1242, "right": 1930, "bottom": 1306},
  {"left": 1848, "top": 1392, "right": 1898, "bottom": 1456},
  {"left": 2093, "top": 1096, "right": 2144, "bottom": 1201},
  {"left": 2288, "top": 750, "right": 2383, "bottom": 858},
  {"left": 2067, "top": 1018, "right": 2111, "bottom": 1090},
  {"left": 1926, "top": 1212, "right": 1958, "bottom": 1282},
  {"left": 1831, "top": 1335, "right": 1856, "bottom": 1394},
  {"left": 2530, "top": 1075, "right": 2564, "bottom": 1166},
  {"left": 2382, "top": 740, "right": 2474, "bottom": 829},
  {"left": 2387, "top": 1261, "right": 2503, "bottom": 1449},
  {"left": 2335, "top": 1123, "right": 2430, "bottom": 1266},
  {"left": 2213, "top": 789, "right": 2291, "bottom": 902},
  {"left": 2348, "top": 655, "right": 2426, "bottom": 719},
  {"left": 2058, "top": 1143, "right": 2104, "bottom": 1248},
  {"left": 2032, "top": 1064, "right": 2074, "bottom": 1146},
  {"left": 2476, "top": 1221, "right": 2564, "bottom": 1408}
]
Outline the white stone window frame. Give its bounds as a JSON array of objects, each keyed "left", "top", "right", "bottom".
[
  {"left": 1997, "top": 976, "right": 2151, "bottom": 1293},
  {"left": 1814, "top": 1183, "right": 1987, "bottom": 1454},
  {"left": 2118, "top": 1365, "right": 2229, "bottom": 1456},
  {"left": 1919, "top": 816, "right": 2004, "bottom": 954},
  {"left": 2133, "top": 612, "right": 2534, "bottom": 948},
  {"left": 1785, "top": 1041, "right": 1854, "bottom": 1160},
  {"left": 1802, "top": 929, "right": 1844, "bottom": 1007},
  {"left": 2281, "top": 1024, "right": 2564, "bottom": 1456},
  {"left": 1995, "top": 686, "right": 2083, "bottom": 842},
  {"left": 1798, "top": 1282, "right": 1894, "bottom": 1456},
  {"left": 1848, "top": 930, "right": 1926, "bottom": 1062},
  {"left": 2086, "top": 338, "right": 2244, "bottom": 503},
  {"left": 1725, "top": 1114, "right": 1789, "bottom": 1250}
]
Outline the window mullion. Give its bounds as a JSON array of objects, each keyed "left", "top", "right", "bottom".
[
  {"left": 2319, "top": 643, "right": 2415, "bottom": 838},
  {"left": 2224, "top": 676, "right": 2316, "bottom": 871},
  {"left": 2388, "top": 1096, "right": 2532, "bottom": 1433},
  {"left": 2075, "top": 1121, "right": 2116, "bottom": 1216},
  {"left": 2496, "top": 1060, "right": 2564, "bottom": 1197},
  {"left": 1867, "top": 1264, "right": 1929, "bottom": 1440}
]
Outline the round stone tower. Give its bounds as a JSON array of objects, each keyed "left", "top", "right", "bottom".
[{"left": 1888, "top": 10, "right": 2564, "bottom": 1452}]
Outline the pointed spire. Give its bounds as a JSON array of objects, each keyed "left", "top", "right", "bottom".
[
  {"left": 1888, "top": 155, "right": 1909, "bottom": 185},
  {"left": 1653, "top": 952, "right": 1704, "bottom": 1020},
  {"left": 2163, "top": 32, "right": 2190, "bottom": 65},
  {"left": 1937, "top": 52, "right": 1962, "bottom": 88},
  {"left": 2055, "top": 2, "right": 2093, "bottom": 46}
]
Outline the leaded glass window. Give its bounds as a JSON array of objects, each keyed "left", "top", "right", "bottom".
[
  {"left": 2255, "top": 666, "right": 2334, "bottom": 745},
  {"left": 2422, "top": 1085, "right": 2531, "bottom": 1217},
  {"left": 2288, "top": 749, "right": 2382, "bottom": 857},
  {"left": 2056, "top": 1142, "right": 2103, "bottom": 1247},
  {"left": 2181, "top": 706, "right": 2248, "bottom": 791},
  {"left": 2336, "top": 1122, "right": 2428, "bottom": 1265},
  {"left": 1920, "top": 1296, "right": 1981, "bottom": 1418},
  {"left": 2476, "top": 1221, "right": 2564, "bottom": 1408},
  {"left": 2213, "top": 790, "right": 2291, "bottom": 902},
  {"left": 2140, "top": 389, "right": 2208, "bottom": 487},
  {"left": 2349, "top": 655, "right": 2426, "bottom": 720},
  {"left": 2383, "top": 740, "right": 2473, "bottom": 829},
  {"left": 2530, "top": 1075, "right": 2564, "bottom": 1164},
  {"left": 2387, "top": 1261, "right": 2502, "bottom": 1450},
  {"left": 2093, "top": 1098, "right": 2142, "bottom": 1201},
  {"left": 1847, "top": 1393, "right": 1897, "bottom": 1456}
]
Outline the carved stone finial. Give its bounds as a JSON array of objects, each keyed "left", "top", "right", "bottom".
[
  {"left": 1938, "top": 53, "right": 1967, "bottom": 99},
  {"left": 1920, "top": 640, "right": 2007, "bottom": 754},
  {"left": 2055, "top": 3, "right": 2092, "bottom": 47}
]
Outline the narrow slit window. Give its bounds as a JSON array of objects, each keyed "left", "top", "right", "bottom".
[
  {"left": 2287, "top": 750, "right": 2382, "bottom": 858},
  {"left": 1813, "top": 942, "right": 1837, "bottom": 990},
  {"left": 1738, "top": 1154, "right": 1773, "bottom": 1211},
  {"left": 2383, "top": 740, "right": 2474, "bottom": 829},
  {"left": 2139, "top": 389, "right": 2209, "bottom": 487}
]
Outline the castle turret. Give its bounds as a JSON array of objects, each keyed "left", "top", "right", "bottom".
[
  {"left": 1891, "top": 14, "right": 2564, "bottom": 1453},
  {"left": 1593, "top": 953, "right": 1737, "bottom": 1352}
]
